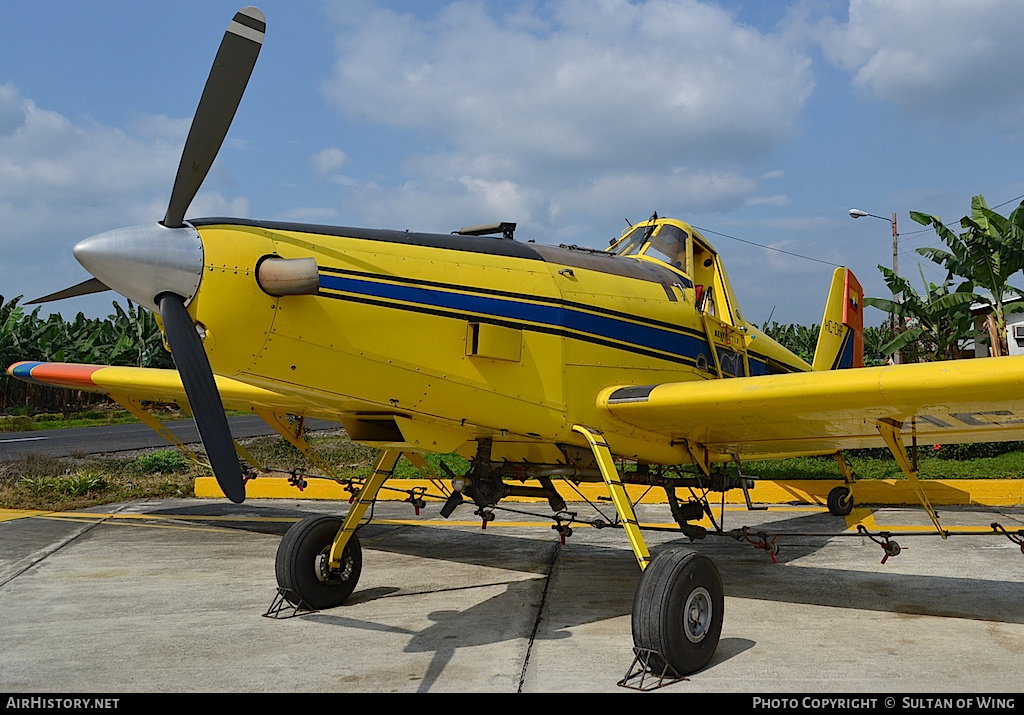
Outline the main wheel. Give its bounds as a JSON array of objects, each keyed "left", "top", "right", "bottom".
[
  {"left": 276, "top": 515, "right": 362, "bottom": 610},
  {"left": 631, "top": 549, "right": 723, "bottom": 676},
  {"left": 827, "top": 485, "right": 853, "bottom": 516}
]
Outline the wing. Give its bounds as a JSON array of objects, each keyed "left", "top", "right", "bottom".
[
  {"left": 599, "top": 355, "right": 1024, "bottom": 458},
  {"left": 8, "top": 361, "right": 329, "bottom": 418}
]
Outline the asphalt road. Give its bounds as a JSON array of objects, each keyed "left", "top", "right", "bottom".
[
  {"left": 2, "top": 498, "right": 1022, "bottom": 694},
  {"left": 0, "top": 416, "right": 341, "bottom": 461}
]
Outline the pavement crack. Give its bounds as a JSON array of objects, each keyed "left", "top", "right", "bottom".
[
  {"left": 517, "top": 540, "right": 560, "bottom": 693},
  {"left": 0, "top": 505, "right": 128, "bottom": 590}
]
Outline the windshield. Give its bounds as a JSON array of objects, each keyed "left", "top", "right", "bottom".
[
  {"left": 645, "top": 224, "right": 687, "bottom": 269},
  {"left": 611, "top": 223, "right": 688, "bottom": 271},
  {"left": 610, "top": 224, "right": 654, "bottom": 257}
]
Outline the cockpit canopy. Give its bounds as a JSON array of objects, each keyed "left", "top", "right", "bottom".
[
  {"left": 609, "top": 222, "right": 688, "bottom": 271},
  {"left": 608, "top": 218, "right": 746, "bottom": 327}
]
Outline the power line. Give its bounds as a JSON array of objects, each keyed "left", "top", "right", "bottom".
[
  {"left": 901, "top": 226, "right": 934, "bottom": 240},
  {"left": 689, "top": 191, "right": 1024, "bottom": 272},
  {"left": 691, "top": 225, "right": 842, "bottom": 268},
  {"left": 903, "top": 192, "right": 1024, "bottom": 240},
  {"left": 993, "top": 193, "right": 1024, "bottom": 210}
]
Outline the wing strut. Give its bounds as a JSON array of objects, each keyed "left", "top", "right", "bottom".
[
  {"left": 876, "top": 419, "right": 948, "bottom": 538},
  {"left": 573, "top": 425, "right": 651, "bottom": 570},
  {"left": 108, "top": 393, "right": 201, "bottom": 462},
  {"left": 253, "top": 408, "right": 341, "bottom": 480}
]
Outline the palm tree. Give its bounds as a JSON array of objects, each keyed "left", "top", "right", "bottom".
[
  {"left": 759, "top": 321, "right": 818, "bottom": 364},
  {"left": 911, "top": 195, "right": 1024, "bottom": 355},
  {"left": 864, "top": 265, "right": 976, "bottom": 361},
  {"left": 1, "top": 296, "right": 173, "bottom": 412}
]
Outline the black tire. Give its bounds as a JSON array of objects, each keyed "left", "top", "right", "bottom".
[
  {"left": 631, "top": 549, "right": 723, "bottom": 676},
  {"left": 276, "top": 515, "right": 362, "bottom": 610},
  {"left": 827, "top": 486, "right": 853, "bottom": 516}
]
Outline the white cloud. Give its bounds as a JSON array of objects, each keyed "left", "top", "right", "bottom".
[
  {"left": 556, "top": 168, "right": 758, "bottom": 218},
  {"left": 458, "top": 176, "right": 532, "bottom": 221},
  {"left": 281, "top": 206, "right": 342, "bottom": 223},
  {"left": 818, "top": 0, "right": 1024, "bottom": 133},
  {"left": 0, "top": 84, "right": 181, "bottom": 271},
  {"left": 186, "top": 192, "right": 251, "bottom": 220},
  {"left": 331, "top": 164, "right": 758, "bottom": 242},
  {"left": 0, "top": 83, "right": 24, "bottom": 135},
  {"left": 746, "top": 194, "right": 789, "bottom": 206},
  {"left": 0, "top": 83, "right": 250, "bottom": 307},
  {"left": 322, "top": 0, "right": 816, "bottom": 239},
  {"left": 337, "top": 177, "right": 532, "bottom": 234},
  {"left": 311, "top": 147, "right": 349, "bottom": 177},
  {"left": 0, "top": 88, "right": 179, "bottom": 204},
  {"left": 327, "top": 0, "right": 814, "bottom": 168}
]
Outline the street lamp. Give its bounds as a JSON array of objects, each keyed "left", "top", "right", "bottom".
[
  {"left": 850, "top": 208, "right": 900, "bottom": 362},
  {"left": 849, "top": 209, "right": 898, "bottom": 279}
]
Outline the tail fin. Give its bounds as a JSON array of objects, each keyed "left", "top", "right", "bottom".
[{"left": 812, "top": 267, "right": 864, "bottom": 370}]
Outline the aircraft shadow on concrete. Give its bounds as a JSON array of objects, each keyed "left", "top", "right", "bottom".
[
  {"left": 143, "top": 500, "right": 1022, "bottom": 690},
  {"left": 149, "top": 501, "right": 1024, "bottom": 627}
]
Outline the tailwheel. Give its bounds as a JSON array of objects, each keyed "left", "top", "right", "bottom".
[
  {"left": 631, "top": 548, "right": 723, "bottom": 676},
  {"left": 276, "top": 515, "right": 362, "bottom": 610},
  {"left": 827, "top": 485, "right": 854, "bottom": 516}
]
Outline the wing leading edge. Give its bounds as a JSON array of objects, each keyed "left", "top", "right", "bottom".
[
  {"left": 599, "top": 356, "right": 1024, "bottom": 458},
  {"left": 7, "top": 361, "right": 323, "bottom": 417}
]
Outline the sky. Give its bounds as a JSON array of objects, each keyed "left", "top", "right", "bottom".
[{"left": 3, "top": 0, "right": 1024, "bottom": 329}]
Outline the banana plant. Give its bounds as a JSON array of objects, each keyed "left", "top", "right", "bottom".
[
  {"left": 108, "top": 301, "right": 175, "bottom": 368},
  {"left": 911, "top": 195, "right": 1024, "bottom": 355},
  {"left": 760, "top": 321, "right": 819, "bottom": 364},
  {"left": 1, "top": 295, "right": 173, "bottom": 412},
  {"left": 865, "top": 265, "right": 977, "bottom": 361}
]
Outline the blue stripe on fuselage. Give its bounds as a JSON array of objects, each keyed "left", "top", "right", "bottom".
[{"left": 319, "top": 273, "right": 707, "bottom": 363}]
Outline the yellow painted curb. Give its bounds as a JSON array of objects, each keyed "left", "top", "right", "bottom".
[
  {"left": 195, "top": 477, "right": 1024, "bottom": 506},
  {"left": 0, "top": 508, "right": 52, "bottom": 522}
]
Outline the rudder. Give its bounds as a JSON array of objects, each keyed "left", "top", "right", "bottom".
[{"left": 812, "top": 267, "right": 864, "bottom": 370}]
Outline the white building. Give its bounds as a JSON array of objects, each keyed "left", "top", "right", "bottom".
[{"left": 972, "top": 298, "right": 1024, "bottom": 357}]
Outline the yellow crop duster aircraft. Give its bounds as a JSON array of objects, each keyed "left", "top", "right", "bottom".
[{"left": 11, "top": 7, "right": 1024, "bottom": 678}]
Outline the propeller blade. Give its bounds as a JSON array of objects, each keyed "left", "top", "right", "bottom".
[
  {"left": 163, "top": 7, "right": 266, "bottom": 228},
  {"left": 158, "top": 292, "right": 245, "bottom": 503},
  {"left": 27, "top": 277, "right": 110, "bottom": 305}
]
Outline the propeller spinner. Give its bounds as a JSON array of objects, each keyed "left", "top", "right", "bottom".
[{"left": 35, "top": 7, "right": 267, "bottom": 503}]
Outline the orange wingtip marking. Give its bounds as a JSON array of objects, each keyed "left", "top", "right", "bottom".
[{"left": 13, "top": 362, "right": 105, "bottom": 389}]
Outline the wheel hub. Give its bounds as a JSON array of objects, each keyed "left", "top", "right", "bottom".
[
  {"left": 683, "top": 587, "right": 712, "bottom": 643},
  {"left": 315, "top": 548, "right": 352, "bottom": 584}
]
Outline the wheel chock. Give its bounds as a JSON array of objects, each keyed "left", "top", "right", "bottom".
[
  {"left": 617, "top": 647, "right": 687, "bottom": 691},
  {"left": 262, "top": 587, "right": 318, "bottom": 619}
]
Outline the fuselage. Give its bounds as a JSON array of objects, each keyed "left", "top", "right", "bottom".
[{"left": 182, "top": 216, "right": 811, "bottom": 467}]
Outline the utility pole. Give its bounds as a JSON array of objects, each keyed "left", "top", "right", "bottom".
[{"left": 850, "top": 208, "right": 900, "bottom": 363}]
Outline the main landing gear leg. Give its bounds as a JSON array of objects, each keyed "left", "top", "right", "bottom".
[
  {"left": 572, "top": 426, "right": 723, "bottom": 680},
  {"left": 273, "top": 450, "right": 402, "bottom": 610},
  {"left": 827, "top": 453, "right": 856, "bottom": 517}
]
